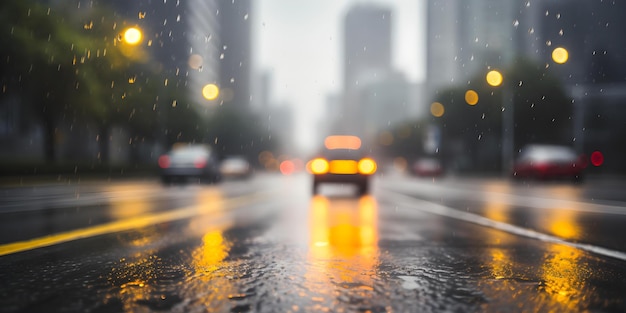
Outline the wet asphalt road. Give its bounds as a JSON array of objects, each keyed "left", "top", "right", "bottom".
[{"left": 1, "top": 173, "right": 626, "bottom": 312}]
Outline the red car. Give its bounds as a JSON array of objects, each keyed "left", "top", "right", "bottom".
[{"left": 512, "top": 144, "right": 586, "bottom": 182}]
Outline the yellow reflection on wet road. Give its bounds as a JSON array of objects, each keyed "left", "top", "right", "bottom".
[
  {"left": 540, "top": 244, "right": 585, "bottom": 310},
  {"left": 540, "top": 186, "right": 582, "bottom": 240},
  {"left": 105, "top": 187, "right": 235, "bottom": 311},
  {"left": 483, "top": 182, "right": 513, "bottom": 224},
  {"left": 189, "top": 187, "right": 230, "bottom": 275},
  {"left": 305, "top": 195, "right": 379, "bottom": 306},
  {"left": 108, "top": 252, "right": 162, "bottom": 312},
  {"left": 193, "top": 230, "right": 230, "bottom": 274},
  {"left": 106, "top": 184, "right": 152, "bottom": 219},
  {"left": 186, "top": 188, "right": 239, "bottom": 311}
]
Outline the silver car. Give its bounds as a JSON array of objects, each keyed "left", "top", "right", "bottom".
[
  {"left": 158, "top": 144, "right": 221, "bottom": 184},
  {"left": 219, "top": 156, "right": 253, "bottom": 179}
]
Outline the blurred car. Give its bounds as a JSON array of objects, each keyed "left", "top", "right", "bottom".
[
  {"left": 512, "top": 144, "right": 586, "bottom": 182},
  {"left": 158, "top": 144, "right": 221, "bottom": 184},
  {"left": 219, "top": 156, "right": 253, "bottom": 179},
  {"left": 411, "top": 157, "right": 443, "bottom": 177},
  {"left": 309, "top": 135, "right": 377, "bottom": 195}
]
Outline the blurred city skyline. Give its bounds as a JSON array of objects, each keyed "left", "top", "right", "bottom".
[{"left": 253, "top": 0, "right": 424, "bottom": 153}]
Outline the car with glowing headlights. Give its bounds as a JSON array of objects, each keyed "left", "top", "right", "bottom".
[
  {"left": 308, "top": 136, "right": 377, "bottom": 195},
  {"left": 158, "top": 144, "right": 222, "bottom": 184}
]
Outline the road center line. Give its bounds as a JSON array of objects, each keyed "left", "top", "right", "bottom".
[
  {"left": 0, "top": 191, "right": 276, "bottom": 257},
  {"left": 379, "top": 189, "right": 626, "bottom": 262}
]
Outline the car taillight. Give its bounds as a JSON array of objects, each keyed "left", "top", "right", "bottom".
[
  {"left": 358, "top": 158, "right": 377, "bottom": 175},
  {"left": 194, "top": 158, "right": 207, "bottom": 168},
  {"left": 309, "top": 158, "right": 329, "bottom": 174},
  {"left": 535, "top": 163, "right": 550, "bottom": 172},
  {"left": 158, "top": 155, "right": 170, "bottom": 168}
]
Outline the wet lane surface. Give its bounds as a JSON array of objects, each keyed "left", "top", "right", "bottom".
[{"left": 1, "top": 173, "right": 626, "bottom": 312}]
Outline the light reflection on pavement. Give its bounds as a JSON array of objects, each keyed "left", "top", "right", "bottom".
[{"left": 0, "top": 174, "right": 626, "bottom": 312}]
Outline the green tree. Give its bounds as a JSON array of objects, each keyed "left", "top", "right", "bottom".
[
  {"left": 0, "top": 1, "right": 149, "bottom": 163},
  {"left": 432, "top": 57, "right": 572, "bottom": 171}
]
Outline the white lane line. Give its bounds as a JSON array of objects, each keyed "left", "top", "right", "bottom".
[
  {"left": 379, "top": 189, "right": 626, "bottom": 262},
  {"left": 384, "top": 180, "right": 626, "bottom": 216}
]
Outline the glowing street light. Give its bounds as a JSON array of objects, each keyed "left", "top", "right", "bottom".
[
  {"left": 465, "top": 90, "right": 479, "bottom": 106},
  {"left": 123, "top": 27, "right": 143, "bottom": 45},
  {"left": 202, "top": 84, "right": 220, "bottom": 101},
  {"left": 552, "top": 47, "right": 569, "bottom": 64},
  {"left": 486, "top": 70, "right": 503, "bottom": 87},
  {"left": 430, "top": 102, "right": 445, "bottom": 117}
]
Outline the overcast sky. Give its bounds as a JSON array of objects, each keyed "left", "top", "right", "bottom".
[{"left": 253, "top": 0, "right": 426, "bottom": 153}]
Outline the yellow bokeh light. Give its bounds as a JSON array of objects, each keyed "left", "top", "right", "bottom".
[
  {"left": 430, "top": 102, "right": 445, "bottom": 117},
  {"left": 202, "top": 84, "right": 220, "bottom": 101},
  {"left": 552, "top": 47, "right": 569, "bottom": 64},
  {"left": 123, "top": 27, "right": 142, "bottom": 45},
  {"left": 486, "top": 70, "right": 503, "bottom": 87},
  {"left": 465, "top": 90, "right": 479, "bottom": 105}
]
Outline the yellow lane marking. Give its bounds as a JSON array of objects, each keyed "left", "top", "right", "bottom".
[{"left": 0, "top": 191, "right": 273, "bottom": 257}]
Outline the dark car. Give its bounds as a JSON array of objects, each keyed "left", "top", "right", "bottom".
[
  {"left": 308, "top": 136, "right": 377, "bottom": 195},
  {"left": 512, "top": 144, "right": 586, "bottom": 182},
  {"left": 158, "top": 144, "right": 221, "bottom": 184}
]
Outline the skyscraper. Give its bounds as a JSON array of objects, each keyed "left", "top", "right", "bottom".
[
  {"left": 218, "top": 0, "right": 252, "bottom": 110},
  {"left": 343, "top": 4, "right": 392, "bottom": 91},
  {"left": 426, "top": 0, "right": 462, "bottom": 93},
  {"left": 339, "top": 4, "right": 410, "bottom": 142},
  {"left": 426, "top": 0, "right": 519, "bottom": 95}
]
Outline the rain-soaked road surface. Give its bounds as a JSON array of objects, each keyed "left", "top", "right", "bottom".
[{"left": 1, "top": 173, "right": 626, "bottom": 312}]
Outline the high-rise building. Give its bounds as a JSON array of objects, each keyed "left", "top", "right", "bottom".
[
  {"left": 426, "top": 0, "right": 518, "bottom": 95},
  {"left": 218, "top": 0, "right": 252, "bottom": 110},
  {"left": 426, "top": 0, "right": 463, "bottom": 93},
  {"left": 339, "top": 4, "right": 398, "bottom": 141},
  {"left": 343, "top": 4, "right": 392, "bottom": 91}
]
